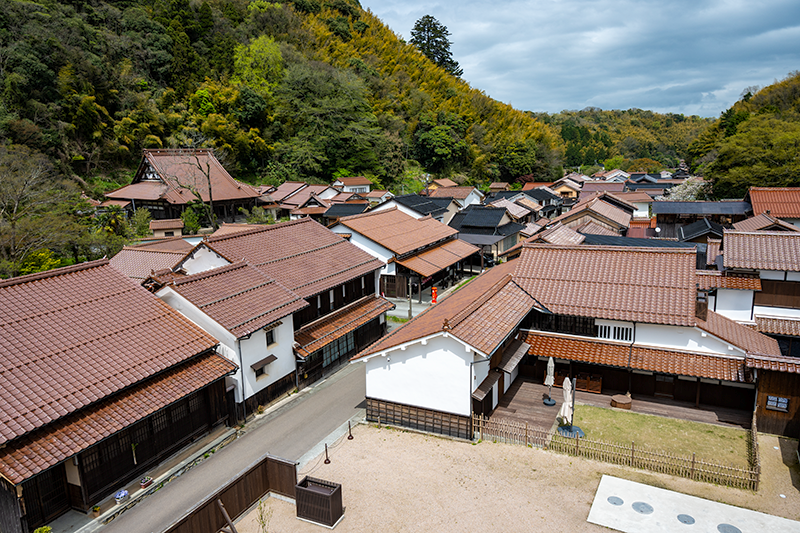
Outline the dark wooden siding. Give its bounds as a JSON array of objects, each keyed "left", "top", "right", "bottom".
[
  {"left": 754, "top": 280, "right": 800, "bottom": 308},
  {"left": 164, "top": 454, "right": 296, "bottom": 533},
  {"left": 366, "top": 398, "right": 471, "bottom": 439},
  {"left": 0, "top": 477, "right": 23, "bottom": 533},
  {"left": 755, "top": 370, "right": 800, "bottom": 438}
]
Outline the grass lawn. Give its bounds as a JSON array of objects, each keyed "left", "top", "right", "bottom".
[{"left": 572, "top": 404, "right": 750, "bottom": 468}]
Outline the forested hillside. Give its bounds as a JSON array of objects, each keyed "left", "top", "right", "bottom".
[
  {"left": 0, "top": 0, "right": 566, "bottom": 192},
  {"left": 687, "top": 71, "right": 800, "bottom": 198},
  {"left": 535, "top": 108, "right": 713, "bottom": 174}
]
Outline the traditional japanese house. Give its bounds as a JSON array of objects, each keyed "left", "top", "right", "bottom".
[{"left": 0, "top": 261, "right": 236, "bottom": 532}]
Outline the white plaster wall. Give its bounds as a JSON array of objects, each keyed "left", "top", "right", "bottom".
[
  {"left": 788, "top": 271, "right": 800, "bottom": 281},
  {"left": 633, "top": 203, "right": 650, "bottom": 218},
  {"left": 329, "top": 225, "right": 394, "bottom": 275},
  {"left": 709, "top": 294, "right": 716, "bottom": 310},
  {"left": 66, "top": 459, "right": 81, "bottom": 485},
  {"left": 472, "top": 354, "right": 490, "bottom": 393},
  {"left": 754, "top": 306, "right": 800, "bottom": 319},
  {"left": 464, "top": 191, "right": 483, "bottom": 208},
  {"left": 504, "top": 365, "right": 519, "bottom": 393},
  {"left": 635, "top": 323, "right": 744, "bottom": 356},
  {"left": 239, "top": 320, "right": 296, "bottom": 400},
  {"left": 714, "top": 289, "right": 754, "bottom": 322},
  {"left": 492, "top": 382, "right": 498, "bottom": 409},
  {"left": 364, "top": 335, "right": 473, "bottom": 416},
  {"left": 760, "top": 270, "right": 785, "bottom": 280},
  {"left": 181, "top": 245, "right": 230, "bottom": 275}
]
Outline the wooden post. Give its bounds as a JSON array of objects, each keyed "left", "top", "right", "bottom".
[
  {"left": 575, "top": 432, "right": 579, "bottom": 455},
  {"left": 480, "top": 415, "right": 484, "bottom": 441},
  {"left": 216, "top": 499, "right": 238, "bottom": 533},
  {"left": 691, "top": 452, "right": 696, "bottom": 480},
  {"left": 525, "top": 422, "right": 528, "bottom": 447},
  {"left": 631, "top": 441, "right": 635, "bottom": 467}
]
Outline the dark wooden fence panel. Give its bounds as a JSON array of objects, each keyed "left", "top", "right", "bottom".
[{"left": 164, "top": 454, "right": 297, "bottom": 533}]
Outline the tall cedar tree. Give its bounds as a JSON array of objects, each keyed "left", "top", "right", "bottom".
[{"left": 410, "top": 15, "right": 463, "bottom": 77}]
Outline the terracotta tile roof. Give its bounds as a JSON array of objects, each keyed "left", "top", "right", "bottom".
[
  {"left": 754, "top": 316, "right": 800, "bottom": 337},
  {"left": 551, "top": 198, "right": 631, "bottom": 229},
  {"left": 581, "top": 182, "right": 626, "bottom": 194},
  {"left": 149, "top": 219, "right": 184, "bottom": 231},
  {"left": 524, "top": 332, "right": 751, "bottom": 382},
  {"left": 536, "top": 224, "right": 585, "bottom": 245},
  {"left": 723, "top": 231, "right": 800, "bottom": 271},
  {"left": 279, "top": 185, "right": 334, "bottom": 208},
  {"left": 334, "top": 176, "right": 371, "bottom": 187},
  {"left": 747, "top": 187, "right": 800, "bottom": 218},
  {"left": 429, "top": 186, "right": 482, "bottom": 200},
  {"left": 514, "top": 244, "right": 697, "bottom": 326},
  {"left": 105, "top": 150, "right": 259, "bottom": 205},
  {"left": 366, "top": 189, "right": 389, "bottom": 198},
  {"left": 337, "top": 208, "right": 458, "bottom": 256},
  {"left": 521, "top": 182, "right": 554, "bottom": 190},
  {"left": 109, "top": 247, "right": 185, "bottom": 280},
  {"left": 614, "top": 192, "right": 654, "bottom": 204},
  {"left": 577, "top": 221, "right": 618, "bottom": 236},
  {"left": 0, "top": 260, "right": 218, "bottom": 446},
  {"left": 432, "top": 178, "right": 458, "bottom": 188},
  {"left": 553, "top": 178, "right": 582, "bottom": 192},
  {"left": 732, "top": 213, "right": 800, "bottom": 233},
  {"left": 130, "top": 236, "right": 194, "bottom": 253},
  {"left": 166, "top": 262, "right": 307, "bottom": 338},
  {"left": 746, "top": 353, "right": 800, "bottom": 374},
  {"left": 203, "top": 218, "right": 384, "bottom": 299},
  {"left": 0, "top": 352, "right": 235, "bottom": 484},
  {"left": 707, "top": 238, "right": 722, "bottom": 266},
  {"left": 295, "top": 295, "right": 394, "bottom": 357},
  {"left": 695, "top": 270, "right": 761, "bottom": 291},
  {"left": 395, "top": 238, "right": 478, "bottom": 278},
  {"left": 354, "top": 261, "right": 536, "bottom": 359},
  {"left": 696, "top": 311, "right": 781, "bottom": 356},
  {"left": 290, "top": 205, "right": 329, "bottom": 216},
  {"left": 211, "top": 223, "right": 264, "bottom": 237},
  {"left": 269, "top": 181, "right": 307, "bottom": 202},
  {"left": 489, "top": 198, "right": 531, "bottom": 220}
]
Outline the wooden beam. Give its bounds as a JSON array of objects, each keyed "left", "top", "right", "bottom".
[{"left": 216, "top": 499, "right": 238, "bottom": 533}]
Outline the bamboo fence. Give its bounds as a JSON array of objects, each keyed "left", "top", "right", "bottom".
[{"left": 473, "top": 413, "right": 760, "bottom": 491}]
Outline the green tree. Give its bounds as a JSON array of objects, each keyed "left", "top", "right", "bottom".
[
  {"left": 233, "top": 36, "right": 283, "bottom": 97},
  {"left": 181, "top": 204, "right": 201, "bottom": 234},
  {"left": 409, "top": 15, "right": 463, "bottom": 77},
  {"left": 130, "top": 208, "right": 153, "bottom": 237}
]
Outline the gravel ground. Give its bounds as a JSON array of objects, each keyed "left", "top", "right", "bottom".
[{"left": 236, "top": 423, "right": 800, "bottom": 533}]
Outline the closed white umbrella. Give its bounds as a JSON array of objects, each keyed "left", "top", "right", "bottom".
[
  {"left": 558, "top": 377, "right": 573, "bottom": 426},
  {"left": 544, "top": 357, "right": 555, "bottom": 405}
]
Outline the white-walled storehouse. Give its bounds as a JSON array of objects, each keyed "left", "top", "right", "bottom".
[{"left": 155, "top": 262, "right": 307, "bottom": 416}]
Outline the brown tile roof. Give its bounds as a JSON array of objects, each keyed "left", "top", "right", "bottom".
[
  {"left": 521, "top": 182, "right": 554, "bottom": 190},
  {"left": 166, "top": 262, "right": 307, "bottom": 338},
  {"left": 131, "top": 236, "right": 194, "bottom": 253},
  {"left": 536, "top": 223, "right": 586, "bottom": 245},
  {"left": 747, "top": 187, "right": 800, "bottom": 218},
  {"left": 576, "top": 221, "right": 618, "bottom": 236},
  {"left": 524, "top": 332, "right": 751, "bottom": 382},
  {"left": 746, "top": 353, "right": 800, "bottom": 374},
  {"left": 755, "top": 316, "right": 800, "bottom": 337},
  {"left": 732, "top": 213, "right": 800, "bottom": 233},
  {"left": 109, "top": 247, "right": 185, "bottom": 280},
  {"left": 106, "top": 149, "right": 259, "bottom": 205},
  {"left": 291, "top": 205, "right": 329, "bottom": 216},
  {"left": 354, "top": 262, "right": 539, "bottom": 359},
  {"left": 203, "top": 218, "right": 384, "bottom": 299},
  {"left": 269, "top": 181, "right": 307, "bottom": 202},
  {"left": 395, "top": 238, "right": 478, "bottom": 278},
  {"left": 553, "top": 178, "right": 582, "bottom": 192},
  {"left": 696, "top": 311, "right": 781, "bottom": 357},
  {"left": 366, "top": 189, "right": 389, "bottom": 198},
  {"left": 723, "top": 231, "right": 800, "bottom": 271},
  {"left": 149, "top": 218, "right": 184, "bottom": 231},
  {"left": 334, "top": 176, "right": 372, "bottom": 187},
  {"left": 707, "top": 238, "right": 722, "bottom": 266},
  {"left": 278, "top": 185, "right": 333, "bottom": 208},
  {"left": 295, "top": 295, "right": 394, "bottom": 357},
  {"left": 514, "top": 244, "right": 697, "bottom": 326},
  {"left": 575, "top": 191, "right": 637, "bottom": 212},
  {"left": 337, "top": 208, "right": 458, "bottom": 256},
  {"left": 432, "top": 178, "right": 458, "bottom": 188},
  {"left": 0, "top": 352, "right": 235, "bottom": 484},
  {"left": 580, "top": 182, "right": 626, "bottom": 194},
  {"left": 490, "top": 198, "right": 531, "bottom": 220},
  {"left": 520, "top": 222, "right": 543, "bottom": 238},
  {"left": 515, "top": 197, "right": 542, "bottom": 212},
  {"left": 695, "top": 270, "right": 761, "bottom": 291},
  {"left": 0, "top": 260, "right": 218, "bottom": 446},
  {"left": 211, "top": 223, "right": 265, "bottom": 237},
  {"left": 614, "top": 192, "right": 654, "bottom": 204},
  {"left": 429, "top": 186, "right": 482, "bottom": 200},
  {"left": 551, "top": 198, "right": 631, "bottom": 229}
]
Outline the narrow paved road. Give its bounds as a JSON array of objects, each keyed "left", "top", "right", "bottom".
[{"left": 103, "top": 363, "right": 366, "bottom": 533}]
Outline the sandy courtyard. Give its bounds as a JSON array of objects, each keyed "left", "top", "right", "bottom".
[{"left": 236, "top": 423, "right": 800, "bottom": 532}]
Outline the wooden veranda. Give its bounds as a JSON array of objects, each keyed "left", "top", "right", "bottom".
[{"left": 490, "top": 378, "right": 751, "bottom": 430}]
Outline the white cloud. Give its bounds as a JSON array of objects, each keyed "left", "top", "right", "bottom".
[{"left": 364, "top": 0, "right": 800, "bottom": 117}]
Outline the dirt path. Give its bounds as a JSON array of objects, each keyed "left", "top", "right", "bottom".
[{"left": 236, "top": 424, "right": 800, "bottom": 532}]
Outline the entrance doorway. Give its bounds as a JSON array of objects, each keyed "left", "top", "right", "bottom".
[{"left": 654, "top": 374, "right": 675, "bottom": 398}]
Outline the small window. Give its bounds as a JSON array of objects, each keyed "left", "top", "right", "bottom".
[
  {"left": 266, "top": 329, "right": 275, "bottom": 346},
  {"left": 329, "top": 289, "right": 334, "bottom": 306},
  {"left": 766, "top": 396, "right": 789, "bottom": 412},
  {"left": 255, "top": 366, "right": 266, "bottom": 378},
  {"left": 165, "top": 231, "right": 175, "bottom": 237}
]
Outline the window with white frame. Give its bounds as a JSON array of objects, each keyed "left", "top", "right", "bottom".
[{"left": 596, "top": 320, "right": 634, "bottom": 342}]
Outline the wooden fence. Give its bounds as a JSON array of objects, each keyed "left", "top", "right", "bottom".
[
  {"left": 163, "top": 453, "right": 297, "bottom": 533},
  {"left": 472, "top": 414, "right": 760, "bottom": 491}
]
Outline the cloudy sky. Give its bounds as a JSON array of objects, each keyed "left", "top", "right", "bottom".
[{"left": 363, "top": 0, "right": 800, "bottom": 117}]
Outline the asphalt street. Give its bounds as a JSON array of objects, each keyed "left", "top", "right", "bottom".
[{"left": 102, "top": 362, "right": 366, "bottom": 533}]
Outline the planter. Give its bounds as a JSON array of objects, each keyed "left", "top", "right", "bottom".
[
  {"left": 296, "top": 476, "right": 343, "bottom": 527},
  {"left": 91, "top": 508, "right": 100, "bottom": 518},
  {"left": 140, "top": 476, "right": 153, "bottom": 489},
  {"left": 114, "top": 489, "right": 129, "bottom": 505}
]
